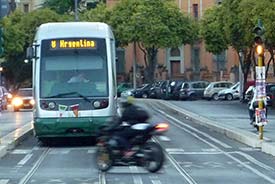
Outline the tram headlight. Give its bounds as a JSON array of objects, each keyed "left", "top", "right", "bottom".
[
  {"left": 93, "top": 99, "right": 109, "bottom": 109},
  {"left": 93, "top": 101, "right": 101, "bottom": 108},
  {"left": 12, "top": 97, "right": 23, "bottom": 107},
  {"left": 48, "top": 102, "right": 56, "bottom": 109},
  {"left": 30, "top": 99, "right": 35, "bottom": 105}
]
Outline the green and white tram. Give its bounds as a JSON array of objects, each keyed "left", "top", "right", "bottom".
[{"left": 28, "top": 22, "right": 117, "bottom": 142}]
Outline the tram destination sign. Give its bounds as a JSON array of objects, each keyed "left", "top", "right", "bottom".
[{"left": 50, "top": 39, "right": 97, "bottom": 50}]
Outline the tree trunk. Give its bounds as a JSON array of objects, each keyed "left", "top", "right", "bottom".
[
  {"left": 242, "top": 49, "right": 253, "bottom": 101},
  {"left": 144, "top": 47, "right": 158, "bottom": 83}
]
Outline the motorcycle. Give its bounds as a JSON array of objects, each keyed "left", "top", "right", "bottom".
[{"left": 95, "top": 120, "right": 169, "bottom": 173}]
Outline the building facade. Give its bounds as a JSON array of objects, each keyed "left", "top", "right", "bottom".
[{"left": 109, "top": 0, "right": 241, "bottom": 84}]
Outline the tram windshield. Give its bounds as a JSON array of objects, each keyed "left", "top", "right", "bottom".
[{"left": 40, "top": 38, "right": 108, "bottom": 98}]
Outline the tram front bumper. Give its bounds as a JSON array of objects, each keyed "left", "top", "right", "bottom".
[{"left": 33, "top": 117, "right": 111, "bottom": 138}]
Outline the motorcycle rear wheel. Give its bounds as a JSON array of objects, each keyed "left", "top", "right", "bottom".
[
  {"left": 142, "top": 142, "right": 164, "bottom": 173},
  {"left": 95, "top": 146, "right": 113, "bottom": 172}
]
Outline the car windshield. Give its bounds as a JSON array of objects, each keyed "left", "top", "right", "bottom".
[{"left": 18, "top": 89, "right": 32, "bottom": 97}]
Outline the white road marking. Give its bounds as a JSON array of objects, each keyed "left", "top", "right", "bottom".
[
  {"left": 158, "top": 109, "right": 232, "bottom": 149},
  {"left": 49, "top": 149, "right": 70, "bottom": 154},
  {"left": 158, "top": 136, "right": 170, "bottom": 141},
  {"left": 0, "top": 179, "right": 9, "bottom": 184},
  {"left": 109, "top": 166, "right": 147, "bottom": 174},
  {"left": 165, "top": 148, "right": 184, "bottom": 152},
  {"left": 130, "top": 166, "right": 143, "bottom": 184},
  {"left": 161, "top": 112, "right": 275, "bottom": 184},
  {"left": 11, "top": 149, "right": 32, "bottom": 154},
  {"left": 151, "top": 180, "right": 162, "bottom": 184},
  {"left": 235, "top": 151, "right": 275, "bottom": 171},
  {"left": 87, "top": 149, "right": 96, "bottom": 154},
  {"left": 18, "top": 154, "right": 33, "bottom": 166}
]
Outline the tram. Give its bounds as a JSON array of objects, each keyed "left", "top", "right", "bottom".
[{"left": 27, "top": 22, "right": 117, "bottom": 142}]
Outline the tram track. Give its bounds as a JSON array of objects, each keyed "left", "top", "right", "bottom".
[
  {"left": 148, "top": 101, "right": 275, "bottom": 184},
  {"left": 18, "top": 147, "right": 51, "bottom": 184}
]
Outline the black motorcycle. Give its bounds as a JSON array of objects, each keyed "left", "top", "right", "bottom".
[{"left": 95, "top": 119, "right": 168, "bottom": 173}]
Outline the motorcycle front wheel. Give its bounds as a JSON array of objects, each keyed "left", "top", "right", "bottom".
[
  {"left": 142, "top": 142, "right": 164, "bottom": 173},
  {"left": 95, "top": 145, "right": 113, "bottom": 172}
]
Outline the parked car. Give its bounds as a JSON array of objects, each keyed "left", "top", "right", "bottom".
[
  {"left": 148, "top": 81, "right": 165, "bottom": 99},
  {"left": 133, "top": 83, "right": 152, "bottom": 98},
  {"left": 203, "top": 81, "right": 233, "bottom": 100},
  {"left": 160, "top": 80, "right": 183, "bottom": 100},
  {"left": 170, "top": 80, "right": 185, "bottom": 100},
  {"left": 179, "top": 81, "right": 209, "bottom": 100},
  {"left": 265, "top": 83, "right": 275, "bottom": 106},
  {"left": 121, "top": 88, "right": 135, "bottom": 98},
  {"left": 117, "top": 83, "right": 132, "bottom": 97},
  {"left": 218, "top": 82, "right": 240, "bottom": 101},
  {"left": 12, "top": 88, "right": 34, "bottom": 112}
]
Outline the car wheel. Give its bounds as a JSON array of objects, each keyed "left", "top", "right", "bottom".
[
  {"left": 212, "top": 93, "right": 219, "bottom": 101},
  {"left": 189, "top": 94, "right": 198, "bottom": 100},
  {"left": 226, "top": 94, "right": 233, "bottom": 101},
  {"left": 142, "top": 93, "right": 148, "bottom": 98}
]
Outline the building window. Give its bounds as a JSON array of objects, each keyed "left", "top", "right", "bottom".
[
  {"left": 23, "top": 4, "right": 29, "bottom": 13},
  {"left": 193, "top": 4, "right": 198, "bottom": 19},
  {"left": 170, "top": 48, "right": 180, "bottom": 57},
  {"left": 213, "top": 51, "right": 226, "bottom": 71}
]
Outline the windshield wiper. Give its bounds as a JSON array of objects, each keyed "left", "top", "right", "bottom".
[
  {"left": 46, "top": 92, "right": 77, "bottom": 98},
  {"left": 46, "top": 92, "right": 92, "bottom": 103}
]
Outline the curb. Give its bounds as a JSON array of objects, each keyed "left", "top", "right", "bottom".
[
  {"left": 146, "top": 99, "right": 275, "bottom": 156},
  {"left": 0, "top": 122, "right": 33, "bottom": 159}
]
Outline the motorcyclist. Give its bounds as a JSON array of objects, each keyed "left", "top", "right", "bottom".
[{"left": 114, "top": 96, "right": 150, "bottom": 158}]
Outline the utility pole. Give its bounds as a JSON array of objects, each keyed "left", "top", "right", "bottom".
[
  {"left": 133, "top": 42, "right": 137, "bottom": 89},
  {"left": 74, "top": 0, "right": 79, "bottom": 21},
  {"left": 253, "top": 19, "right": 266, "bottom": 140}
]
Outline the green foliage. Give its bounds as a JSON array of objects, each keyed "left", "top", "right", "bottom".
[
  {"left": 200, "top": 6, "right": 228, "bottom": 54},
  {"left": 108, "top": 0, "right": 197, "bottom": 82},
  {"left": 1, "top": 9, "right": 66, "bottom": 87},
  {"left": 0, "top": 27, "right": 4, "bottom": 56},
  {"left": 43, "top": 0, "right": 77, "bottom": 14},
  {"left": 80, "top": 2, "right": 111, "bottom": 23},
  {"left": 110, "top": 0, "right": 197, "bottom": 48},
  {"left": 20, "top": 8, "right": 63, "bottom": 45}
]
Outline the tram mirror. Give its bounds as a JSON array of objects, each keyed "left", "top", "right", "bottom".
[
  {"left": 26, "top": 46, "right": 34, "bottom": 60},
  {"left": 115, "top": 56, "right": 118, "bottom": 62}
]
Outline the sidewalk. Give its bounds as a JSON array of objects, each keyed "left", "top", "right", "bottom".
[{"left": 148, "top": 99, "right": 275, "bottom": 157}]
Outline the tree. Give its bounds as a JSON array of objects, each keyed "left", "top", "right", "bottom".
[
  {"left": 200, "top": 6, "right": 228, "bottom": 55},
  {"left": 109, "top": 0, "right": 198, "bottom": 83},
  {"left": 200, "top": 0, "right": 257, "bottom": 100},
  {"left": 43, "top": 0, "right": 78, "bottom": 14},
  {"left": 1, "top": 9, "right": 65, "bottom": 88},
  {"left": 80, "top": 2, "right": 111, "bottom": 22}
]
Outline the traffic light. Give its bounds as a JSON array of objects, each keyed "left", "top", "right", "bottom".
[
  {"left": 253, "top": 19, "right": 265, "bottom": 56},
  {"left": 253, "top": 19, "right": 265, "bottom": 45},
  {"left": 0, "top": 27, "right": 4, "bottom": 56}
]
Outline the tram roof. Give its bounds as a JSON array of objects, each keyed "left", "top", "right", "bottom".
[{"left": 35, "top": 22, "right": 114, "bottom": 40}]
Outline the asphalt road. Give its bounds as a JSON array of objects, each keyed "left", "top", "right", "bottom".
[
  {"left": 1, "top": 102, "right": 275, "bottom": 183},
  {"left": 0, "top": 107, "right": 33, "bottom": 137}
]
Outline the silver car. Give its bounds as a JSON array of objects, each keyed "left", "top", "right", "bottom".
[
  {"left": 218, "top": 82, "right": 240, "bottom": 101},
  {"left": 203, "top": 81, "right": 233, "bottom": 100}
]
